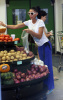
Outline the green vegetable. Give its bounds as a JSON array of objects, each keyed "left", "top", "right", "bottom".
[
  {"left": 3, "top": 79, "right": 14, "bottom": 85},
  {"left": 1, "top": 72, "right": 15, "bottom": 80}
]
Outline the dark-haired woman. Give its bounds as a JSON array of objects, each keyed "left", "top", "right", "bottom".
[
  {"left": 38, "top": 10, "right": 54, "bottom": 94},
  {"left": 0, "top": 6, "right": 44, "bottom": 42}
]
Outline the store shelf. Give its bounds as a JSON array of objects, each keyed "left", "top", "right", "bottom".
[
  {"left": 0, "top": 55, "right": 35, "bottom": 65},
  {"left": 2, "top": 74, "right": 49, "bottom": 90}
]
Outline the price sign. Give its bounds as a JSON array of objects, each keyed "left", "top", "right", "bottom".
[
  {"left": 17, "top": 61, "right": 22, "bottom": 65},
  {"left": 14, "top": 41, "right": 18, "bottom": 44}
]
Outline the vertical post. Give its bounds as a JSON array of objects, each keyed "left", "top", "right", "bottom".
[
  {"left": 29, "top": 0, "right": 33, "bottom": 51},
  {"left": 29, "top": 0, "right": 31, "bottom": 8},
  {"left": 0, "top": 73, "right": 2, "bottom": 100}
]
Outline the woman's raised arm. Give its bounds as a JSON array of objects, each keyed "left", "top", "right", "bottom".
[{"left": 0, "top": 21, "right": 26, "bottom": 29}]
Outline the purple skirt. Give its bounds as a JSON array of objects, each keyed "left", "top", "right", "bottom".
[{"left": 38, "top": 41, "right": 54, "bottom": 90}]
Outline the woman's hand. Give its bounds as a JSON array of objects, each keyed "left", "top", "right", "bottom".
[
  {"left": 49, "top": 32, "right": 53, "bottom": 36},
  {"left": 23, "top": 29, "right": 32, "bottom": 33},
  {"left": 48, "top": 32, "right": 53, "bottom": 36},
  {"left": 0, "top": 21, "right": 6, "bottom": 27}
]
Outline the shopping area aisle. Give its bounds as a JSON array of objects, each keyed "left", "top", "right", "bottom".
[{"left": 22, "top": 54, "right": 63, "bottom": 100}]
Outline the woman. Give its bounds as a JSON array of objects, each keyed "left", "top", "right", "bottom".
[
  {"left": 41, "top": 10, "right": 53, "bottom": 37},
  {"left": 0, "top": 7, "right": 44, "bottom": 42},
  {"left": 38, "top": 10, "right": 54, "bottom": 94},
  {"left": 0, "top": 7, "right": 54, "bottom": 93}
]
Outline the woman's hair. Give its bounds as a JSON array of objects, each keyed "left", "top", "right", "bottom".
[
  {"left": 41, "top": 10, "right": 47, "bottom": 17},
  {"left": 31, "top": 6, "right": 41, "bottom": 19}
]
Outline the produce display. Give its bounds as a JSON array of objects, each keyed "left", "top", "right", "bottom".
[
  {"left": 0, "top": 48, "right": 34, "bottom": 63},
  {"left": 0, "top": 32, "right": 49, "bottom": 93},
  {"left": 1, "top": 64, "right": 49, "bottom": 85},
  {"left": 0, "top": 34, "right": 20, "bottom": 42}
]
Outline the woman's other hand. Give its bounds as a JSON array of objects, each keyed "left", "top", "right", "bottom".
[
  {"left": 0, "top": 21, "right": 6, "bottom": 27},
  {"left": 49, "top": 32, "right": 53, "bottom": 36},
  {"left": 48, "top": 32, "right": 53, "bottom": 36}
]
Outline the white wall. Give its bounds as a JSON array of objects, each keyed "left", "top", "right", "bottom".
[
  {"left": 0, "top": 0, "right": 7, "bottom": 34},
  {"left": 55, "top": 0, "right": 63, "bottom": 53}
]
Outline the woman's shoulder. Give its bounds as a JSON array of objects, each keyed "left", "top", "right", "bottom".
[
  {"left": 37, "top": 19, "right": 45, "bottom": 27},
  {"left": 24, "top": 19, "right": 31, "bottom": 23},
  {"left": 37, "top": 19, "right": 44, "bottom": 23}
]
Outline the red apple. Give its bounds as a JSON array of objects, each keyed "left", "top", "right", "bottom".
[
  {"left": 21, "top": 78, "right": 25, "bottom": 82},
  {"left": 21, "top": 73, "right": 26, "bottom": 78},
  {"left": 16, "top": 75, "right": 21, "bottom": 80},
  {"left": 14, "top": 79, "right": 20, "bottom": 84},
  {"left": 32, "top": 70, "right": 37, "bottom": 74},
  {"left": 27, "top": 69, "right": 32, "bottom": 75},
  {"left": 26, "top": 77, "right": 30, "bottom": 81},
  {"left": 14, "top": 69, "right": 18, "bottom": 73}
]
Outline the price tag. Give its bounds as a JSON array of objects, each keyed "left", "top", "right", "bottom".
[
  {"left": 14, "top": 41, "right": 18, "bottom": 44},
  {"left": 17, "top": 61, "right": 22, "bottom": 65}
]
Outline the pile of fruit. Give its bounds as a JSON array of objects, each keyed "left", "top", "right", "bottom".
[
  {"left": 13, "top": 64, "right": 49, "bottom": 84},
  {"left": 1, "top": 64, "right": 49, "bottom": 85},
  {"left": 0, "top": 34, "right": 20, "bottom": 42},
  {"left": 1, "top": 72, "right": 14, "bottom": 85},
  {"left": 0, "top": 48, "right": 34, "bottom": 63}
]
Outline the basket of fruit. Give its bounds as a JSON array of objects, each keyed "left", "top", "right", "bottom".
[{"left": 0, "top": 26, "right": 6, "bottom": 33}]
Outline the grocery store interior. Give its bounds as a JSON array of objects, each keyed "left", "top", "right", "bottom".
[{"left": 0, "top": 0, "right": 63, "bottom": 100}]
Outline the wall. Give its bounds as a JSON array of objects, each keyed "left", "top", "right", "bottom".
[
  {"left": 55, "top": 0, "right": 63, "bottom": 53},
  {"left": 7, "top": 0, "right": 29, "bottom": 45},
  {"left": 0, "top": 0, "right": 7, "bottom": 34}
]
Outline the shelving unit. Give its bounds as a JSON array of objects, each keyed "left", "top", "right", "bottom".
[{"left": 0, "top": 36, "right": 49, "bottom": 100}]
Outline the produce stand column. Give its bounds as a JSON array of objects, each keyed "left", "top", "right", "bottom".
[{"left": 0, "top": 72, "right": 2, "bottom": 100}]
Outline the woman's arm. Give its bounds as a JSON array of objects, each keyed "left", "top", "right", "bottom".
[
  {"left": 0, "top": 21, "right": 26, "bottom": 29},
  {"left": 44, "top": 28, "right": 53, "bottom": 37},
  {"left": 23, "top": 27, "right": 44, "bottom": 39}
]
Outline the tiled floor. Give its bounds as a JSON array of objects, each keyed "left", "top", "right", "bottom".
[{"left": 22, "top": 54, "right": 63, "bottom": 100}]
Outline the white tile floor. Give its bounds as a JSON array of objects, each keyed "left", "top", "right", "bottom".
[{"left": 47, "top": 66, "right": 63, "bottom": 100}]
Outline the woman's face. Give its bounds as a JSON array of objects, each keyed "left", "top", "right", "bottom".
[
  {"left": 41, "top": 16, "right": 47, "bottom": 22},
  {"left": 28, "top": 9, "right": 38, "bottom": 20}
]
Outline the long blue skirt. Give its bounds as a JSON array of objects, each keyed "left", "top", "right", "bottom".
[{"left": 38, "top": 41, "right": 54, "bottom": 90}]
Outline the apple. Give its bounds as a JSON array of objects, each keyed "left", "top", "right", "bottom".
[
  {"left": 27, "top": 69, "right": 32, "bottom": 75},
  {"left": 16, "top": 75, "right": 21, "bottom": 80},
  {"left": 35, "top": 67, "right": 39, "bottom": 72},
  {"left": 18, "top": 71, "right": 22, "bottom": 75},
  {"left": 14, "top": 79, "right": 20, "bottom": 84},
  {"left": 38, "top": 65, "right": 42, "bottom": 68},
  {"left": 34, "top": 75, "right": 39, "bottom": 79},
  {"left": 32, "top": 74, "right": 35, "bottom": 79},
  {"left": 31, "top": 68, "right": 35, "bottom": 72},
  {"left": 42, "top": 72, "right": 47, "bottom": 76},
  {"left": 21, "top": 78, "right": 25, "bottom": 82},
  {"left": 32, "top": 70, "right": 37, "bottom": 74},
  {"left": 21, "top": 73, "right": 26, "bottom": 78},
  {"left": 40, "top": 73, "right": 44, "bottom": 78},
  {"left": 39, "top": 68, "right": 44, "bottom": 73},
  {"left": 13, "top": 78, "right": 17, "bottom": 82},
  {"left": 26, "top": 77, "right": 30, "bottom": 81},
  {"left": 14, "top": 69, "right": 18, "bottom": 73},
  {"left": 31, "top": 64, "right": 35, "bottom": 68}
]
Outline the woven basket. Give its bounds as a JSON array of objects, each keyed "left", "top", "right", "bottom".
[{"left": 0, "top": 27, "right": 6, "bottom": 33}]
